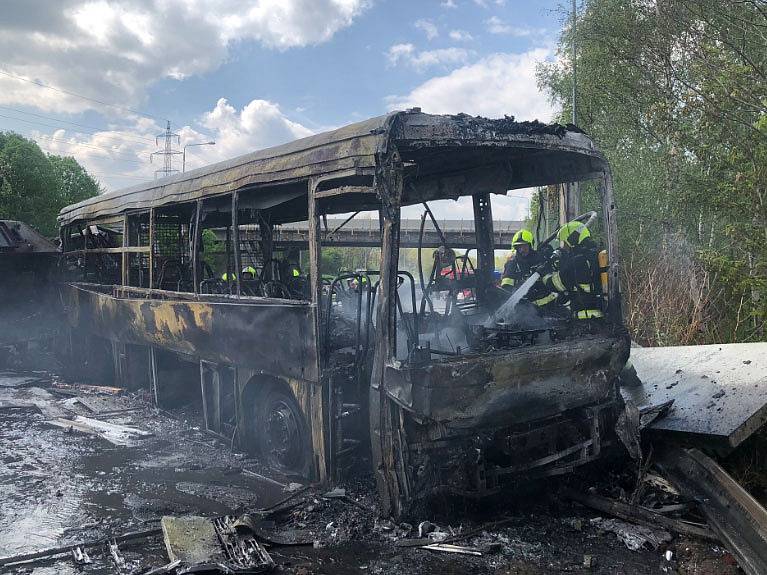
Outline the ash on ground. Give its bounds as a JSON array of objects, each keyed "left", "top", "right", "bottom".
[{"left": 0, "top": 371, "right": 740, "bottom": 574}]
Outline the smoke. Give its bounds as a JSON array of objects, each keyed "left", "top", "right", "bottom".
[
  {"left": 0, "top": 266, "right": 58, "bottom": 342},
  {"left": 321, "top": 279, "right": 371, "bottom": 356},
  {"left": 394, "top": 275, "right": 560, "bottom": 359},
  {"left": 397, "top": 284, "right": 479, "bottom": 358},
  {"left": 495, "top": 300, "right": 554, "bottom": 330},
  {"left": 486, "top": 272, "right": 541, "bottom": 327},
  {"left": 343, "top": 273, "right": 559, "bottom": 361},
  {"left": 418, "top": 326, "right": 470, "bottom": 355}
]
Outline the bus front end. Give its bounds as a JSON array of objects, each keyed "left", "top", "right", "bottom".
[{"left": 369, "top": 112, "right": 631, "bottom": 517}]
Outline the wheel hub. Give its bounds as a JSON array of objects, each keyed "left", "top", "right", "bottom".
[{"left": 265, "top": 400, "right": 301, "bottom": 469}]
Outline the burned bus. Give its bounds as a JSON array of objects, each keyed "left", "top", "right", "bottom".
[{"left": 58, "top": 111, "right": 629, "bottom": 517}]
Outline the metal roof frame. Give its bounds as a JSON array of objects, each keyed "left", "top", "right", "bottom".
[{"left": 58, "top": 111, "right": 608, "bottom": 226}]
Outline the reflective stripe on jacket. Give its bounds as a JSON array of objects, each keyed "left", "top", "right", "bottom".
[
  {"left": 542, "top": 243, "right": 603, "bottom": 319},
  {"left": 502, "top": 250, "right": 558, "bottom": 306}
]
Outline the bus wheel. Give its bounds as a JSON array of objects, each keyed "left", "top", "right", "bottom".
[{"left": 254, "top": 385, "right": 311, "bottom": 477}]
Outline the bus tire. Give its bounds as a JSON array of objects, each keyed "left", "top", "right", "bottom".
[{"left": 252, "top": 383, "right": 311, "bottom": 478}]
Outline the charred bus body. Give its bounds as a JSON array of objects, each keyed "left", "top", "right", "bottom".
[
  {"left": 0, "top": 220, "right": 59, "bottom": 351},
  {"left": 57, "top": 111, "right": 629, "bottom": 517}
]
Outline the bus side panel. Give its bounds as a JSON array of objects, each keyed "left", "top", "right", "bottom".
[{"left": 62, "top": 283, "right": 319, "bottom": 382}]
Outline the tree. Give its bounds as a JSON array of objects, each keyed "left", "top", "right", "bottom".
[
  {"left": 49, "top": 155, "right": 100, "bottom": 208},
  {"left": 537, "top": 0, "right": 767, "bottom": 344},
  {"left": 0, "top": 132, "right": 100, "bottom": 236},
  {"left": 321, "top": 246, "right": 379, "bottom": 276}
]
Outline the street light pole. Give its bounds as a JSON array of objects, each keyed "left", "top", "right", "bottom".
[
  {"left": 182, "top": 141, "right": 216, "bottom": 172},
  {"left": 572, "top": 0, "right": 577, "bottom": 126},
  {"left": 564, "top": 0, "right": 581, "bottom": 223}
]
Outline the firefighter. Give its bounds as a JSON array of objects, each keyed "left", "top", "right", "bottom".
[
  {"left": 221, "top": 272, "right": 236, "bottom": 281},
  {"left": 238, "top": 265, "right": 259, "bottom": 295},
  {"left": 541, "top": 221, "right": 603, "bottom": 320},
  {"left": 279, "top": 247, "right": 308, "bottom": 298},
  {"left": 280, "top": 248, "right": 302, "bottom": 280},
  {"left": 350, "top": 268, "right": 369, "bottom": 292},
  {"left": 501, "top": 229, "right": 559, "bottom": 311},
  {"left": 501, "top": 229, "right": 538, "bottom": 290},
  {"left": 241, "top": 266, "right": 257, "bottom": 280}
]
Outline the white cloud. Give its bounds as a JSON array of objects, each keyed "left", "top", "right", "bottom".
[
  {"left": 441, "top": 0, "right": 457, "bottom": 7},
  {"left": 215, "top": 0, "right": 366, "bottom": 48},
  {"left": 198, "top": 98, "right": 313, "bottom": 163},
  {"left": 486, "top": 16, "right": 510, "bottom": 34},
  {"left": 34, "top": 123, "right": 162, "bottom": 190},
  {"left": 473, "top": 0, "right": 506, "bottom": 7},
  {"left": 449, "top": 29, "right": 473, "bottom": 42},
  {"left": 36, "top": 97, "right": 313, "bottom": 191},
  {"left": 386, "top": 49, "right": 555, "bottom": 121},
  {"left": 409, "top": 48, "right": 471, "bottom": 70},
  {"left": 485, "top": 16, "right": 541, "bottom": 37},
  {"left": 0, "top": 0, "right": 368, "bottom": 114},
  {"left": 387, "top": 43, "right": 416, "bottom": 65},
  {"left": 414, "top": 19, "right": 439, "bottom": 40},
  {"left": 387, "top": 44, "right": 470, "bottom": 71}
]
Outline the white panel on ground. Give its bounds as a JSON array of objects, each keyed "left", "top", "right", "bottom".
[{"left": 622, "top": 342, "right": 767, "bottom": 450}]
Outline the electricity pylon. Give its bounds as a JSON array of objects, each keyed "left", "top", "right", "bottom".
[{"left": 150, "top": 121, "right": 182, "bottom": 179}]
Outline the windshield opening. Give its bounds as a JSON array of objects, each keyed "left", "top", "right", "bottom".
[{"left": 391, "top": 178, "right": 613, "bottom": 363}]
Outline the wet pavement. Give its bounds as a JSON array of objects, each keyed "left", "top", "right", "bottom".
[
  {"left": 0, "top": 370, "right": 743, "bottom": 574},
  {"left": 0, "top": 372, "right": 285, "bottom": 574}
]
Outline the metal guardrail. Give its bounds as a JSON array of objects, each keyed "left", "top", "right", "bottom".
[{"left": 657, "top": 446, "right": 767, "bottom": 575}]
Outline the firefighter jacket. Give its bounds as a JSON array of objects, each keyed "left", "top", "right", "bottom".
[
  {"left": 542, "top": 239, "right": 603, "bottom": 319},
  {"left": 501, "top": 251, "right": 558, "bottom": 307}
]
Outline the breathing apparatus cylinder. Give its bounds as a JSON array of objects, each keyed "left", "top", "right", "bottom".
[{"left": 598, "top": 250, "right": 609, "bottom": 296}]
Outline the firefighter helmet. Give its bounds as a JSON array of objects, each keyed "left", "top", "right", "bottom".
[
  {"left": 558, "top": 221, "right": 591, "bottom": 247},
  {"left": 511, "top": 229, "right": 535, "bottom": 249}
]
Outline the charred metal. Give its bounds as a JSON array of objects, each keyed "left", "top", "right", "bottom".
[
  {"left": 0, "top": 220, "right": 59, "bottom": 348},
  {"left": 54, "top": 110, "right": 629, "bottom": 519}
]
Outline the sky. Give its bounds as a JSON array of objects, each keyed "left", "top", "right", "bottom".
[{"left": 0, "top": 0, "right": 570, "bottom": 221}]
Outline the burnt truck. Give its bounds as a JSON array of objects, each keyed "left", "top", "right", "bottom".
[
  {"left": 0, "top": 220, "right": 59, "bottom": 352},
  {"left": 57, "top": 111, "right": 630, "bottom": 517}
]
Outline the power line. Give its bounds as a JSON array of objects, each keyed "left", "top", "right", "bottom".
[
  {"left": 0, "top": 112, "right": 157, "bottom": 147},
  {"left": 0, "top": 105, "right": 156, "bottom": 142},
  {"left": 31, "top": 134, "right": 148, "bottom": 165},
  {"left": 34, "top": 145, "right": 152, "bottom": 180},
  {"left": 36, "top": 145, "right": 151, "bottom": 180},
  {"left": 0, "top": 68, "right": 163, "bottom": 122},
  {"left": 1, "top": 105, "right": 217, "bottom": 156},
  {"left": 181, "top": 147, "right": 215, "bottom": 169},
  {"left": 88, "top": 172, "right": 152, "bottom": 181},
  {"left": 36, "top": 138, "right": 146, "bottom": 164}
]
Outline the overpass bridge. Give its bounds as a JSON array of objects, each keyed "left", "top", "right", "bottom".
[{"left": 225, "top": 219, "right": 523, "bottom": 249}]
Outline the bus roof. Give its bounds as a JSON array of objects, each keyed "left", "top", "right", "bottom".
[{"left": 58, "top": 110, "right": 607, "bottom": 227}]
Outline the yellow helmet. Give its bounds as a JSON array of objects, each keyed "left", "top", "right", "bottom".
[
  {"left": 511, "top": 229, "right": 534, "bottom": 249},
  {"left": 557, "top": 221, "right": 591, "bottom": 247},
  {"left": 241, "top": 266, "right": 257, "bottom": 275}
]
